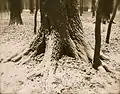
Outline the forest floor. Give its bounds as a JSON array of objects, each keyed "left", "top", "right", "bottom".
[{"left": 0, "top": 10, "right": 120, "bottom": 94}]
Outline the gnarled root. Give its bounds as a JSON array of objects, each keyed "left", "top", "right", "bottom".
[
  {"left": 2, "top": 53, "right": 19, "bottom": 63},
  {"left": 11, "top": 48, "right": 31, "bottom": 62},
  {"left": 2, "top": 32, "right": 45, "bottom": 64},
  {"left": 27, "top": 32, "right": 60, "bottom": 80},
  {"left": 93, "top": 59, "right": 112, "bottom": 73},
  {"left": 28, "top": 60, "right": 57, "bottom": 80}
]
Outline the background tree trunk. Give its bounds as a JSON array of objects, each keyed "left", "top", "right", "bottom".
[
  {"left": 91, "top": 0, "right": 96, "bottom": 18},
  {"left": 80, "top": 0, "right": 84, "bottom": 16},
  {"left": 106, "top": 0, "right": 120, "bottom": 43},
  {"left": 8, "top": 0, "right": 23, "bottom": 25},
  {"left": 29, "top": 0, "right": 34, "bottom": 14},
  {"left": 34, "top": 0, "right": 39, "bottom": 34},
  {"left": 93, "top": 0, "right": 102, "bottom": 69},
  {"left": 100, "top": 0, "right": 114, "bottom": 24}
]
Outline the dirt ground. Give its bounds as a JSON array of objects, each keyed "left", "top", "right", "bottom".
[{"left": 0, "top": 10, "right": 120, "bottom": 94}]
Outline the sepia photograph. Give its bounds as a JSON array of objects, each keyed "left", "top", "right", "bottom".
[{"left": 0, "top": 0, "right": 120, "bottom": 93}]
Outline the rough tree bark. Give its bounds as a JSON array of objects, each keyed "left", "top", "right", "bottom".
[
  {"left": 106, "top": 0, "right": 120, "bottom": 43},
  {"left": 3, "top": 0, "right": 111, "bottom": 80},
  {"left": 8, "top": 0, "right": 23, "bottom": 25}
]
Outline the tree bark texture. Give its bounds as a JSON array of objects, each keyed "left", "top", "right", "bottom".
[{"left": 28, "top": 0, "right": 95, "bottom": 65}]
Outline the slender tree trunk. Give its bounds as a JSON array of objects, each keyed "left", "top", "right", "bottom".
[
  {"left": 101, "top": 0, "right": 114, "bottom": 24},
  {"left": 34, "top": 0, "right": 39, "bottom": 34},
  {"left": 91, "top": 0, "right": 96, "bottom": 18},
  {"left": 93, "top": 0, "right": 102, "bottom": 69},
  {"left": 80, "top": 0, "right": 83, "bottom": 16},
  {"left": 106, "top": 0, "right": 120, "bottom": 43},
  {"left": 8, "top": 0, "right": 23, "bottom": 25},
  {"left": 29, "top": 0, "right": 34, "bottom": 14},
  {"left": 9, "top": 11, "right": 15, "bottom": 25}
]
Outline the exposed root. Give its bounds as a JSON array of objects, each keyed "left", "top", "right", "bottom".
[
  {"left": 2, "top": 47, "right": 34, "bottom": 64},
  {"left": 11, "top": 53, "right": 23, "bottom": 62},
  {"left": 11, "top": 55, "right": 22, "bottom": 62},
  {"left": 94, "top": 60, "right": 112, "bottom": 73},
  {"left": 27, "top": 32, "right": 60, "bottom": 80},
  {"left": 2, "top": 53, "right": 19, "bottom": 63},
  {"left": 27, "top": 60, "right": 58, "bottom": 92},
  {"left": 102, "top": 65, "right": 112, "bottom": 73},
  {"left": 98, "top": 65, "right": 112, "bottom": 73},
  {"left": 2, "top": 32, "right": 45, "bottom": 64},
  {"left": 22, "top": 48, "right": 31, "bottom": 55},
  {"left": 20, "top": 50, "right": 37, "bottom": 65},
  {"left": 100, "top": 51, "right": 109, "bottom": 60},
  {"left": 19, "top": 57, "right": 31, "bottom": 65},
  {"left": 10, "top": 48, "right": 31, "bottom": 62},
  {"left": 98, "top": 66, "right": 107, "bottom": 72},
  {"left": 1, "top": 47, "right": 30, "bottom": 63},
  {"left": 101, "top": 60, "right": 112, "bottom": 73},
  {"left": 27, "top": 60, "right": 57, "bottom": 80}
]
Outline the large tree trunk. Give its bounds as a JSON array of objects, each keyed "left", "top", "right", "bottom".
[
  {"left": 106, "top": 0, "right": 120, "bottom": 43},
  {"left": 3, "top": 0, "right": 111, "bottom": 86},
  {"left": 8, "top": 0, "right": 93, "bottom": 73},
  {"left": 38, "top": 0, "right": 93, "bottom": 63},
  {"left": 8, "top": 0, "right": 23, "bottom": 25},
  {"left": 23, "top": 0, "right": 95, "bottom": 85}
]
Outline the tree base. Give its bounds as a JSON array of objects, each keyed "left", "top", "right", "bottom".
[{"left": 1, "top": 31, "right": 111, "bottom": 73}]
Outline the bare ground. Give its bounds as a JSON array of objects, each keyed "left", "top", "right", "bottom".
[{"left": 0, "top": 10, "right": 120, "bottom": 94}]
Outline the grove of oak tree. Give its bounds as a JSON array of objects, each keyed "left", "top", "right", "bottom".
[{"left": 3, "top": 0, "right": 111, "bottom": 78}]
